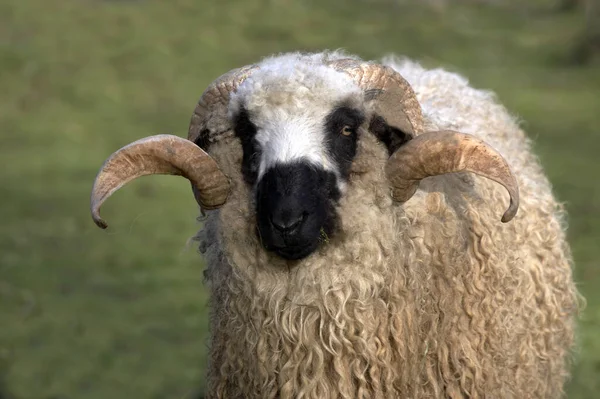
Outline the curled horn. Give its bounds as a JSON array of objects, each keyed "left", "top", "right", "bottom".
[
  {"left": 385, "top": 131, "right": 519, "bottom": 223},
  {"left": 91, "top": 135, "right": 229, "bottom": 229},
  {"left": 90, "top": 65, "right": 257, "bottom": 229},
  {"left": 328, "top": 59, "right": 519, "bottom": 222}
]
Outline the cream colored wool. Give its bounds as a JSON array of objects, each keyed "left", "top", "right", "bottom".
[{"left": 194, "top": 53, "right": 582, "bottom": 398}]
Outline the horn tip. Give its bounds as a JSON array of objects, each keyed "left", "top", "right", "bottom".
[
  {"left": 91, "top": 207, "right": 109, "bottom": 229},
  {"left": 93, "top": 216, "right": 108, "bottom": 229},
  {"left": 500, "top": 200, "right": 519, "bottom": 223}
]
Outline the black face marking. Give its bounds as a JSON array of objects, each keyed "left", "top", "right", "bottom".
[
  {"left": 233, "top": 108, "right": 262, "bottom": 185},
  {"left": 256, "top": 162, "right": 339, "bottom": 260},
  {"left": 369, "top": 115, "right": 413, "bottom": 155},
  {"left": 252, "top": 106, "right": 365, "bottom": 261},
  {"left": 324, "top": 106, "right": 365, "bottom": 179}
]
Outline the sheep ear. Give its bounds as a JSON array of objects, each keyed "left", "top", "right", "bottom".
[
  {"left": 365, "top": 87, "right": 415, "bottom": 134},
  {"left": 364, "top": 87, "right": 416, "bottom": 155},
  {"left": 368, "top": 113, "right": 413, "bottom": 155}
]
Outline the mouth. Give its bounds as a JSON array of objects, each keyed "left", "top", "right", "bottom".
[{"left": 272, "top": 241, "right": 318, "bottom": 261}]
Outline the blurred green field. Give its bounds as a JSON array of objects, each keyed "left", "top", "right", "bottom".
[{"left": 1, "top": 0, "right": 599, "bottom": 397}]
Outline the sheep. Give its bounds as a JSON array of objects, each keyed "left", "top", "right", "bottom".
[{"left": 90, "top": 50, "right": 582, "bottom": 398}]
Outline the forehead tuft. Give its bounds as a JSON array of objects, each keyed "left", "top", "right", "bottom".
[
  {"left": 227, "top": 52, "right": 366, "bottom": 186},
  {"left": 228, "top": 53, "right": 362, "bottom": 117}
]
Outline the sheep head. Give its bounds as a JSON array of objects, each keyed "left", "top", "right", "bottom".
[{"left": 90, "top": 52, "right": 519, "bottom": 260}]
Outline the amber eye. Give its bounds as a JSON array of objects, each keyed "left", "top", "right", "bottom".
[{"left": 341, "top": 126, "right": 353, "bottom": 136}]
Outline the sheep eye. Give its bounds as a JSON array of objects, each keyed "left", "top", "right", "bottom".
[{"left": 341, "top": 125, "right": 354, "bottom": 136}]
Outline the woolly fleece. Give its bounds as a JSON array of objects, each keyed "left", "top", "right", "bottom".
[{"left": 194, "top": 52, "right": 582, "bottom": 399}]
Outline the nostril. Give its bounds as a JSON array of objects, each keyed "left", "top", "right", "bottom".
[
  {"left": 271, "top": 212, "right": 305, "bottom": 232},
  {"left": 286, "top": 213, "right": 304, "bottom": 230}
]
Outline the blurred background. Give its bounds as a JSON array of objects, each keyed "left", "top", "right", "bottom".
[{"left": 1, "top": 0, "right": 599, "bottom": 397}]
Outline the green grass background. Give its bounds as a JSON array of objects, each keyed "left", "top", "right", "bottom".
[{"left": 1, "top": 0, "right": 598, "bottom": 397}]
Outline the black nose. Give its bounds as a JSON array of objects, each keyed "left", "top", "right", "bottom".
[
  {"left": 256, "top": 162, "right": 336, "bottom": 260},
  {"left": 270, "top": 209, "right": 305, "bottom": 233}
]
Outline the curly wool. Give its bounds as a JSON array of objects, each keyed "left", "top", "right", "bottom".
[{"left": 194, "top": 54, "right": 582, "bottom": 399}]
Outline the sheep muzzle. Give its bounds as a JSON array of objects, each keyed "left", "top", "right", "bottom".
[{"left": 90, "top": 134, "right": 229, "bottom": 229}]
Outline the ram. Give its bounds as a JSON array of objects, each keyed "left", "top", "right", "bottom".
[{"left": 90, "top": 51, "right": 581, "bottom": 398}]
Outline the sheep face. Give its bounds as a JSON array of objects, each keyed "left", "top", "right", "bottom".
[
  {"left": 235, "top": 104, "right": 366, "bottom": 260},
  {"left": 227, "top": 62, "right": 406, "bottom": 260}
]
